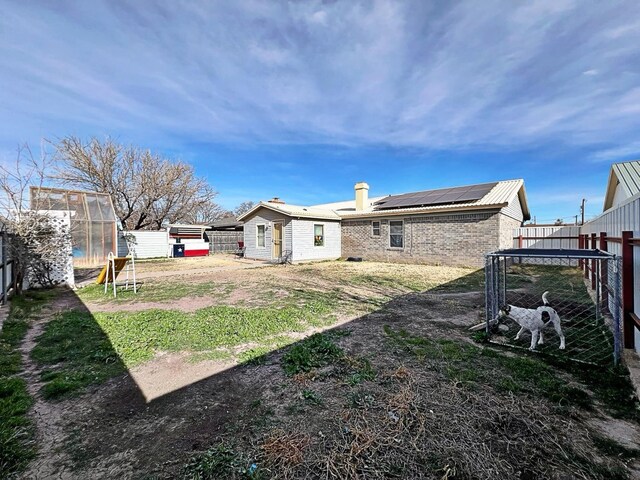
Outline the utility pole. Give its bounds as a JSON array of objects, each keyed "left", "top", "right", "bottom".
[
  {"left": 574, "top": 215, "right": 578, "bottom": 225},
  {"left": 580, "top": 198, "right": 586, "bottom": 225}
]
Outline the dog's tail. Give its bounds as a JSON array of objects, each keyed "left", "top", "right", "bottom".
[{"left": 542, "top": 291, "right": 550, "bottom": 306}]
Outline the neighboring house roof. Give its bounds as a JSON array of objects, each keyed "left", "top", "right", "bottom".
[
  {"left": 209, "top": 217, "right": 244, "bottom": 230},
  {"left": 237, "top": 201, "right": 342, "bottom": 221},
  {"left": 240, "top": 179, "right": 530, "bottom": 222},
  {"left": 603, "top": 160, "right": 640, "bottom": 211}
]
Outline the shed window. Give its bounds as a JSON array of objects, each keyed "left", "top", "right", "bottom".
[
  {"left": 314, "top": 224, "right": 324, "bottom": 246},
  {"left": 389, "top": 220, "right": 404, "bottom": 248},
  {"left": 372, "top": 221, "right": 381, "bottom": 236},
  {"left": 257, "top": 225, "right": 265, "bottom": 248}
]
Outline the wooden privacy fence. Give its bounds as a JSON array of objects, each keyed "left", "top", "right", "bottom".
[{"left": 207, "top": 231, "right": 243, "bottom": 253}]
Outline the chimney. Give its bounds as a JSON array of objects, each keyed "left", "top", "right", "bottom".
[
  {"left": 268, "top": 197, "right": 285, "bottom": 204},
  {"left": 354, "top": 182, "right": 369, "bottom": 211}
]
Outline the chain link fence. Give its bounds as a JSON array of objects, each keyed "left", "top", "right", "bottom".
[{"left": 485, "top": 249, "right": 622, "bottom": 366}]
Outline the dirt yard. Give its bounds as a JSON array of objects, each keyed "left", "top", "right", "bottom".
[{"left": 7, "top": 258, "right": 640, "bottom": 479}]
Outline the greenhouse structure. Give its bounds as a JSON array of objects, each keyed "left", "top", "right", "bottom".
[{"left": 31, "top": 187, "right": 118, "bottom": 266}]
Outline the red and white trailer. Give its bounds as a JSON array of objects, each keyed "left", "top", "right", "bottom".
[{"left": 167, "top": 224, "right": 210, "bottom": 257}]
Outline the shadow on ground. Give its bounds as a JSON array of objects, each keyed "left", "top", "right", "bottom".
[{"left": 19, "top": 267, "right": 640, "bottom": 479}]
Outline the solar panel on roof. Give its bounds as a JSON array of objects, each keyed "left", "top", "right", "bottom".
[{"left": 373, "top": 182, "right": 498, "bottom": 210}]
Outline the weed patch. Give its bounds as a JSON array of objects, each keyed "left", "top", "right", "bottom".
[
  {"left": 282, "top": 333, "right": 343, "bottom": 375},
  {"left": 184, "top": 442, "right": 260, "bottom": 479}
]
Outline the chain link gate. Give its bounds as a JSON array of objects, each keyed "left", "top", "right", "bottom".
[{"left": 485, "top": 248, "right": 622, "bottom": 366}]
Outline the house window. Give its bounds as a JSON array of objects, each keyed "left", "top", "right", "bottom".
[
  {"left": 256, "top": 224, "right": 265, "bottom": 248},
  {"left": 372, "top": 221, "right": 381, "bottom": 236},
  {"left": 389, "top": 220, "right": 403, "bottom": 248},
  {"left": 314, "top": 224, "right": 324, "bottom": 246}
]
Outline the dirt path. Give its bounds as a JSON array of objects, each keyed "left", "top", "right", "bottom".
[{"left": 19, "top": 291, "right": 82, "bottom": 480}]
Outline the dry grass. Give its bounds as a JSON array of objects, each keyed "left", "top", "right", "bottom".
[
  {"left": 255, "top": 366, "right": 626, "bottom": 479},
  {"left": 260, "top": 430, "right": 311, "bottom": 473}
]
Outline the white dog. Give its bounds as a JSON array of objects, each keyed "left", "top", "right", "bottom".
[{"left": 499, "top": 291, "right": 565, "bottom": 351}]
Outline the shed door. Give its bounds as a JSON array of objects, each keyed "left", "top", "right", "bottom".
[{"left": 272, "top": 222, "right": 283, "bottom": 259}]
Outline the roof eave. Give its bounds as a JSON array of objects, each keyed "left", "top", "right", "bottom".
[
  {"left": 340, "top": 202, "right": 507, "bottom": 218},
  {"left": 516, "top": 183, "right": 531, "bottom": 221},
  {"left": 602, "top": 168, "right": 619, "bottom": 212}
]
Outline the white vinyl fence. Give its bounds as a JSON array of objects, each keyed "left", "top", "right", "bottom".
[
  {"left": 117, "top": 231, "right": 169, "bottom": 258},
  {"left": 512, "top": 225, "right": 581, "bottom": 249}
]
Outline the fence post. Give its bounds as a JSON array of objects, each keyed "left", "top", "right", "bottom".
[
  {"left": 578, "top": 234, "right": 584, "bottom": 269},
  {"left": 600, "top": 232, "right": 608, "bottom": 312},
  {"left": 518, "top": 235, "right": 523, "bottom": 248},
  {"left": 583, "top": 235, "right": 589, "bottom": 279},
  {"left": 591, "top": 233, "right": 597, "bottom": 290},
  {"left": 622, "top": 231, "right": 635, "bottom": 349}
]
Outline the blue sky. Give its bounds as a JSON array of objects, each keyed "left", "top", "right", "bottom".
[{"left": 1, "top": 1, "right": 640, "bottom": 223}]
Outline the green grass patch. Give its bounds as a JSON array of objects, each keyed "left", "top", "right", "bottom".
[
  {"left": 76, "top": 281, "right": 236, "bottom": 304},
  {"left": 282, "top": 333, "right": 344, "bottom": 375},
  {"left": 188, "top": 350, "right": 234, "bottom": 363},
  {"left": 31, "top": 309, "right": 126, "bottom": 400},
  {"left": 0, "top": 289, "right": 56, "bottom": 476},
  {"left": 346, "top": 358, "right": 377, "bottom": 385},
  {"left": 33, "top": 303, "right": 340, "bottom": 397},
  {"left": 301, "top": 388, "right": 323, "bottom": 405},
  {"left": 384, "top": 326, "right": 594, "bottom": 408}
]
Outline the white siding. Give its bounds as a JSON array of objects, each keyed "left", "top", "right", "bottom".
[
  {"left": 118, "top": 231, "right": 169, "bottom": 258},
  {"left": 501, "top": 194, "right": 524, "bottom": 222},
  {"left": 243, "top": 208, "right": 292, "bottom": 261},
  {"left": 291, "top": 219, "right": 341, "bottom": 262},
  {"left": 612, "top": 182, "right": 628, "bottom": 208}
]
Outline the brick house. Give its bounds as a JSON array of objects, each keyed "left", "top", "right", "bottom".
[{"left": 239, "top": 179, "right": 529, "bottom": 267}]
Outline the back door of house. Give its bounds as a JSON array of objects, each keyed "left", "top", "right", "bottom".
[{"left": 272, "top": 222, "right": 283, "bottom": 259}]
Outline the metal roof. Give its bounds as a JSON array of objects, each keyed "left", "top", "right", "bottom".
[
  {"left": 603, "top": 160, "right": 640, "bottom": 211},
  {"left": 240, "top": 179, "right": 529, "bottom": 222},
  {"left": 339, "top": 179, "right": 529, "bottom": 219},
  {"left": 237, "top": 201, "right": 342, "bottom": 221}
]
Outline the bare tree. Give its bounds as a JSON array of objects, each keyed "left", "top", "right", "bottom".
[
  {"left": 182, "top": 201, "right": 230, "bottom": 225},
  {"left": 55, "top": 136, "right": 222, "bottom": 230},
  {"left": 0, "top": 144, "right": 71, "bottom": 292},
  {"left": 233, "top": 201, "right": 255, "bottom": 218}
]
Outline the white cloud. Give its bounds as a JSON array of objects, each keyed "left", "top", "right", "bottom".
[{"left": 1, "top": 0, "right": 640, "bottom": 152}]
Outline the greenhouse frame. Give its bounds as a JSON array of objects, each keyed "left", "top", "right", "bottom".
[{"left": 31, "top": 187, "right": 118, "bottom": 266}]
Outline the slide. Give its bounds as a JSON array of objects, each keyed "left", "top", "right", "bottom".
[{"left": 96, "top": 257, "right": 130, "bottom": 284}]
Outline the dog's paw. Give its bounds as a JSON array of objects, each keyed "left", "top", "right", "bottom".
[{"left": 559, "top": 345, "right": 566, "bottom": 350}]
